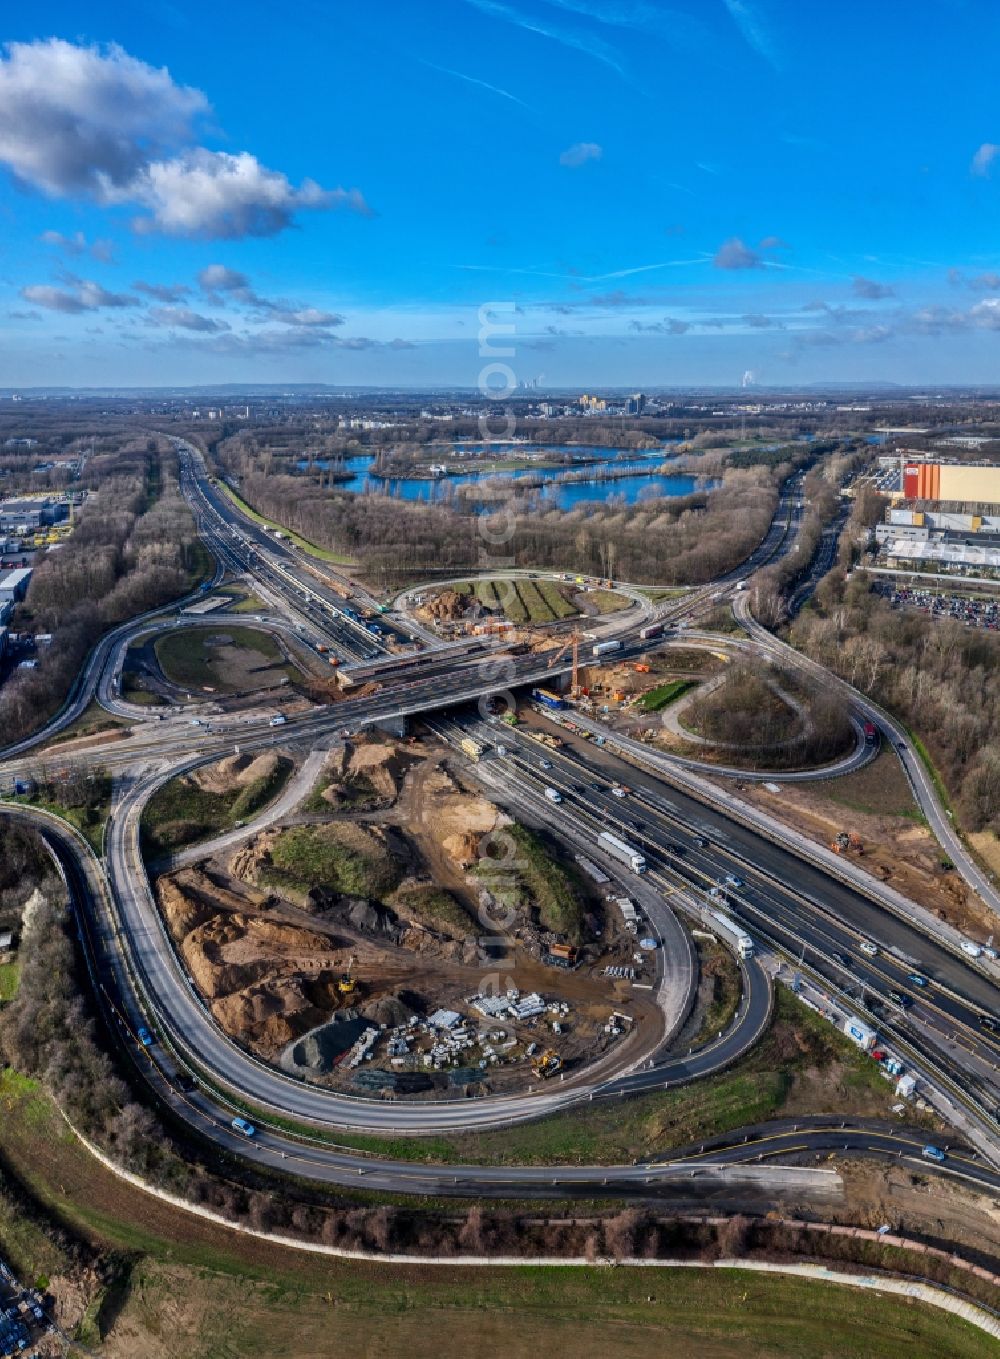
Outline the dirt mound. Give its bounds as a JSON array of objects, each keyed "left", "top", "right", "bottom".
[
  {"left": 191, "top": 750, "right": 282, "bottom": 795},
  {"left": 157, "top": 874, "right": 215, "bottom": 939},
  {"left": 423, "top": 588, "right": 468, "bottom": 622},
  {"left": 442, "top": 831, "right": 481, "bottom": 868},
  {"left": 361, "top": 989, "right": 424, "bottom": 1027},
  {"left": 345, "top": 737, "right": 417, "bottom": 800},
  {"left": 227, "top": 828, "right": 281, "bottom": 885},
  {"left": 415, "top": 765, "right": 509, "bottom": 868},
  {"left": 155, "top": 867, "right": 352, "bottom": 1056}
]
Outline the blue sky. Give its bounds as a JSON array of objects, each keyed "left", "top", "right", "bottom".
[{"left": 3, "top": 1, "right": 1000, "bottom": 387}]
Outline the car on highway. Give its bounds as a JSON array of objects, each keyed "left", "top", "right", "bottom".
[
  {"left": 694, "top": 835, "right": 709, "bottom": 849},
  {"left": 859, "top": 940, "right": 879, "bottom": 956},
  {"left": 539, "top": 759, "right": 552, "bottom": 769},
  {"left": 921, "top": 1144, "right": 947, "bottom": 1163},
  {"left": 231, "top": 1116, "right": 256, "bottom": 1138},
  {"left": 978, "top": 1013, "right": 998, "bottom": 1032},
  {"left": 887, "top": 990, "right": 913, "bottom": 1008},
  {"left": 724, "top": 874, "right": 743, "bottom": 888},
  {"left": 907, "top": 972, "right": 928, "bottom": 987},
  {"left": 137, "top": 1026, "right": 153, "bottom": 1047}
]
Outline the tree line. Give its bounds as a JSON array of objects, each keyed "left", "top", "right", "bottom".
[
  {"left": 219, "top": 465, "right": 781, "bottom": 588},
  {"left": 0, "top": 442, "right": 205, "bottom": 745}
]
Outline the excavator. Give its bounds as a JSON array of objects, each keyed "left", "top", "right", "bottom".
[
  {"left": 531, "top": 1049, "right": 564, "bottom": 1080},
  {"left": 830, "top": 830, "right": 864, "bottom": 857},
  {"left": 338, "top": 953, "right": 357, "bottom": 996}
]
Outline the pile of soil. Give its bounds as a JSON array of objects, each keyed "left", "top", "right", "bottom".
[
  {"left": 361, "top": 989, "right": 424, "bottom": 1027},
  {"left": 191, "top": 751, "right": 281, "bottom": 795},
  {"left": 422, "top": 588, "right": 468, "bottom": 622},
  {"left": 156, "top": 868, "right": 352, "bottom": 1055}
]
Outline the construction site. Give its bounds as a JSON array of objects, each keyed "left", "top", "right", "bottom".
[
  {"left": 409, "top": 574, "right": 631, "bottom": 638},
  {"left": 150, "top": 731, "right": 664, "bottom": 1098}
]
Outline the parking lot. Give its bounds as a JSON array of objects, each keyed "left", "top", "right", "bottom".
[{"left": 873, "top": 580, "right": 1000, "bottom": 630}]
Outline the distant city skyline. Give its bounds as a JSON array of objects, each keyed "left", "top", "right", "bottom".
[{"left": 4, "top": 2, "right": 1000, "bottom": 387}]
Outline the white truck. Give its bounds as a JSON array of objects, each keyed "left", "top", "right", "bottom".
[
  {"left": 592, "top": 640, "right": 623, "bottom": 658},
  {"left": 707, "top": 909, "right": 754, "bottom": 960},
  {"left": 598, "top": 830, "right": 646, "bottom": 874}
]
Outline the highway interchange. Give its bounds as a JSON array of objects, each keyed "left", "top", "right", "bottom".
[{"left": 2, "top": 440, "right": 1000, "bottom": 1206}]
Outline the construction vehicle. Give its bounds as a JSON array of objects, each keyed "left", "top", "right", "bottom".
[
  {"left": 545, "top": 942, "right": 579, "bottom": 968},
  {"left": 459, "top": 736, "right": 486, "bottom": 762},
  {"left": 633, "top": 663, "right": 650, "bottom": 674},
  {"left": 531, "top": 1048, "right": 564, "bottom": 1079},
  {"left": 338, "top": 954, "right": 357, "bottom": 996},
  {"left": 831, "top": 831, "right": 864, "bottom": 856}
]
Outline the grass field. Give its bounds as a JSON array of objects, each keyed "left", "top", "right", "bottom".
[
  {"left": 446, "top": 577, "right": 624, "bottom": 626},
  {"left": 262, "top": 822, "right": 402, "bottom": 899},
  {"left": 141, "top": 758, "right": 292, "bottom": 857},
  {"left": 589, "top": 589, "right": 631, "bottom": 614},
  {"left": 120, "top": 672, "right": 162, "bottom": 705},
  {"left": 41, "top": 702, "right": 129, "bottom": 748},
  {"left": 639, "top": 679, "right": 697, "bottom": 712},
  {"left": 822, "top": 748, "right": 923, "bottom": 821},
  {"left": 475, "top": 823, "right": 585, "bottom": 942},
  {"left": 0, "top": 1072, "right": 988, "bottom": 1359},
  {"left": 153, "top": 626, "right": 292, "bottom": 694},
  {"left": 228, "top": 593, "right": 269, "bottom": 613},
  {"left": 0, "top": 959, "right": 19, "bottom": 1002}
]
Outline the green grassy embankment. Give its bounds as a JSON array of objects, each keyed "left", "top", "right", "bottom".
[
  {"left": 140, "top": 758, "right": 293, "bottom": 857},
  {"left": 475, "top": 823, "right": 586, "bottom": 943},
  {"left": 260, "top": 822, "right": 402, "bottom": 899},
  {"left": 214, "top": 479, "right": 357, "bottom": 565},
  {"left": 639, "top": 679, "right": 697, "bottom": 712},
  {"left": 0, "top": 1072, "right": 988, "bottom": 1359}
]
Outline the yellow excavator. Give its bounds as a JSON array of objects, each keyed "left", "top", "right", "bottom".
[
  {"left": 531, "top": 1049, "right": 564, "bottom": 1080},
  {"left": 338, "top": 953, "right": 357, "bottom": 996}
]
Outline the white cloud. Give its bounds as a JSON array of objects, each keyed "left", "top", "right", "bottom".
[
  {"left": 130, "top": 150, "right": 357, "bottom": 239},
  {"left": 21, "top": 278, "right": 138, "bottom": 313},
  {"left": 40, "top": 229, "right": 115, "bottom": 261},
  {"left": 197, "top": 263, "right": 250, "bottom": 293},
  {"left": 0, "top": 38, "right": 368, "bottom": 238},
  {"left": 133, "top": 279, "right": 191, "bottom": 302},
  {"left": 971, "top": 142, "right": 1000, "bottom": 177},
  {"left": 148, "top": 306, "right": 230, "bottom": 332},
  {"left": 270, "top": 307, "right": 345, "bottom": 327},
  {"left": 713, "top": 237, "right": 763, "bottom": 270},
  {"left": 559, "top": 141, "right": 603, "bottom": 168},
  {"left": 852, "top": 275, "right": 894, "bottom": 299}
]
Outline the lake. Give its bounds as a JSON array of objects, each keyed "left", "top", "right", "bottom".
[{"left": 297, "top": 444, "right": 714, "bottom": 511}]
